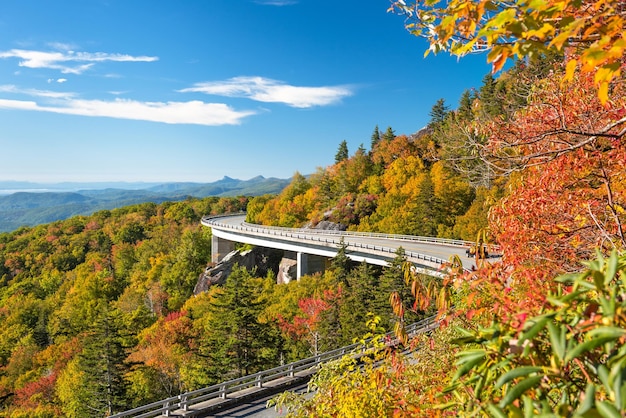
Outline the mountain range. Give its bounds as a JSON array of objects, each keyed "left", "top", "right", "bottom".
[{"left": 0, "top": 176, "right": 290, "bottom": 232}]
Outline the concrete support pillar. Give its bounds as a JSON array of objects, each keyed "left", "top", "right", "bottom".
[
  {"left": 296, "top": 252, "right": 327, "bottom": 280},
  {"left": 296, "top": 252, "right": 308, "bottom": 280},
  {"left": 211, "top": 235, "right": 235, "bottom": 264}
]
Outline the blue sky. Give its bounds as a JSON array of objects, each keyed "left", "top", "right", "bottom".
[{"left": 0, "top": 0, "right": 492, "bottom": 184}]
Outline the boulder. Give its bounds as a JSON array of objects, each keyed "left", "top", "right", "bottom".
[
  {"left": 194, "top": 246, "right": 283, "bottom": 294},
  {"left": 276, "top": 257, "right": 298, "bottom": 284}
]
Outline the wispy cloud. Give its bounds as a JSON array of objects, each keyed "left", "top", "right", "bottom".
[
  {"left": 0, "top": 85, "right": 255, "bottom": 126},
  {"left": 181, "top": 76, "right": 353, "bottom": 108},
  {"left": 0, "top": 48, "right": 158, "bottom": 74},
  {"left": 0, "top": 84, "right": 75, "bottom": 99}
]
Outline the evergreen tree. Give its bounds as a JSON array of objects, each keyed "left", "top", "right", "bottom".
[
  {"left": 339, "top": 261, "right": 379, "bottom": 342},
  {"left": 370, "top": 125, "right": 381, "bottom": 151},
  {"left": 382, "top": 126, "right": 396, "bottom": 142},
  {"left": 457, "top": 89, "right": 474, "bottom": 121},
  {"left": 375, "top": 248, "right": 417, "bottom": 329},
  {"left": 404, "top": 174, "right": 439, "bottom": 237},
  {"left": 335, "top": 140, "right": 349, "bottom": 163},
  {"left": 428, "top": 98, "right": 450, "bottom": 127},
  {"left": 203, "top": 267, "right": 279, "bottom": 378},
  {"left": 69, "top": 306, "right": 129, "bottom": 416},
  {"left": 330, "top": 238, "right": 354, "bottom": 286},
  {"left": 478, "top": 73, "right": 503, "bottom": 117}
]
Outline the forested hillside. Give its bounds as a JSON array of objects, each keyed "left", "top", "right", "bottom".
[
  {"left": 1, "top": 3, "right": 625, "bottom": 415},
  {"left": 0, "top": 192, "right": 437, "bottom": 416},
  {"left": 270, "top": 0, "right": 626, "bottom": 414},
  {"left": 0, "top": 176, "right": 289, "bottom": 233}
]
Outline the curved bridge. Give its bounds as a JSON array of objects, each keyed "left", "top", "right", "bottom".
[{"left": 202, "top": 214, "right": 488, "bottom": 277}]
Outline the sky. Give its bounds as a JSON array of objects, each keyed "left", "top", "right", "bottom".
[{"left": 0, "top": 0, "right": 493, "bottom": 184}]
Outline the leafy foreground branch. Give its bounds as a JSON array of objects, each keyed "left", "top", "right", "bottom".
[
  {"left": 445, "top": 250, "right": 626, "bottom": 417},
  {"left": 270, "top": 251, "right": 626, "bottom": 417}
]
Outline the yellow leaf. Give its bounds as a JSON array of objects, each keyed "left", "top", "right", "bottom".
[
  {"left": 564, "top": 59, "right": 577, "bottom": 82},
  {"left": 598, "top": 81, "right": 609, "bottom": 105},
  {"left": 489, "top": 49, "right": 509, "bottom": 73}
]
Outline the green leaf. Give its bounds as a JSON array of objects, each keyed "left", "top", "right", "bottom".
[
  {"left": 609, "top": 356, "right": 626, "bottom": 410},
  {"left": 486, "top": 402, "right": 508, "bottom": 418},
  {"left": 576, "top": 383, "right": 596, "bottom": 414},
  {"left": 605, "top": 250, "right": 619, "bottom": 285},
  {"left": 499, "top": 375, "right": 542, "bottom": 408},
  {"left": 520, "top": 314, "right": 550, "bottom": 342},
  {"left": 474, "top": 374, "right": 487, "bottom": 398},
  {"left": 592, "top": 271, "right": 605, "bottom": 291},
  {"left": 596, "top": 400, "right": 621, "bottom": 418},
  {"left": 495, "top": 366, "right": 543, "bottom": 388},
  {"left": 547, "top": 321, "right": 565, "bottom": 363},
  {"left": 521, "top": 395, "right": 534, "bottom": 418},
  {"left": 453, "top": 349, "right": 486, "bottom": 381},
  {"left": 588, "top": 326, "right": 626, "bottom": 339},
  {"left": 487, "top": 8, "right": 517, "bottom": 29},
  {"left": 564, "top": 336, "right": 616, "bottom": 363},
  {"left": 434, "top": 400, "right": 458, "bottom": 410},
  {"left": 598, "top": 365, "right": 611, "bottom": 393}
]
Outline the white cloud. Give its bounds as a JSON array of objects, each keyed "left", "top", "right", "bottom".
[
  {"left": 0, "top": 86, "right": 255, "bottom": 126},
  {"left": 0, "top": 48, "right": 158, "bottom": 74},
  {"left": 181, "top": 76, "right": 353, "bottom": 108},
  {"left": 0, "top": 84, "right": 75, "bottom": 99}
]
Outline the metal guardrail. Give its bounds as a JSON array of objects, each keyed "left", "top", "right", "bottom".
[
  {"left": 202, "top": 214, "right": 500, "bottom": 256},
  {"left": 110, "top": 315, "right": 438, "bottom": 418},
  {"left": 202, "top": 215, "right": 455, "bottom": 271},
  {"left": 204, "top": 213, "right": 472, "bottom": 247}
]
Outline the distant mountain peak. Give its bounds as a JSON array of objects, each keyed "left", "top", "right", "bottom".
[{"left": 219, "top": 176, "right": 237, "bottom": 183}]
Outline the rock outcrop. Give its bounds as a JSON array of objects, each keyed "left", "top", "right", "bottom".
[
  {"left": 276, "top": 257, "right": 297, "bottom": 284},
  {"left": 194, "top": 246, "right": 283, "bottom": 294}
]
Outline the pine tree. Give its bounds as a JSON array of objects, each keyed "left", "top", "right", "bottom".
[
  {"left": 340, "top": 261, "right": 379, "bottom": 342},
  {"left": 457, "top": 89, "right": 474, "bottom": 121},
  {"left": 204, "top": 267, "right": 279, "bottom": 378},
  {"left": 330, "top": 238, "right": 354, "bottom": 285},
  {"left": 428, "top": 98, "right": 450, "bottom": 127},
  {"left": 375, "top": 248, "right": 417, "bottom": 329},
  {"left": 72, "top": 306, "right": 129, "bottom": 416},
  {"left": 370, "top": 125, "right": 381, "bottom": 151},
  {"left": 478, "top": 73, "right": 504, "bottom": 117},
  {"left": 335, "top": 140, "right": 349, "bottom": 163},
  {"left": 382, "top": 126, "right": 396, "bottom": 142}
]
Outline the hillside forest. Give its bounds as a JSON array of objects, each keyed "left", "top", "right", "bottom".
[{"left": 1, "top": 3, "right": 626, "bottom": 416}]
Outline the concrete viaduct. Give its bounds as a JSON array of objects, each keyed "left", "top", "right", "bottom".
[{"left": 201, "top": 213, "right": 483, "bottom": 278}]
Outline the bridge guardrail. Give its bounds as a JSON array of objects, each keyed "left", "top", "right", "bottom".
[
  {"left": 202, "top": 214, "right": 500, "bottom": 254},
  {"left": 110, "top": 315, "right": 438, "bottom": 418},
  {"left": 202, "top": 215, "right": 463, "bottom": 272}
]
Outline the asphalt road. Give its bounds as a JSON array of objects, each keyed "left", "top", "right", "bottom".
[{"left": 211, "top": 214, "right": 496, "bottom": 271}]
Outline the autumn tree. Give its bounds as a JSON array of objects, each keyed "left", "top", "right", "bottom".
[
  {"left": 390, "top": 0, "right": 626, "bottom": 103},
  {"left": 278, "top": 296, "right": 331, "bottom": 356},
  {"left": 126, "top": 311, "right": 198, "bottom": 402}
]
